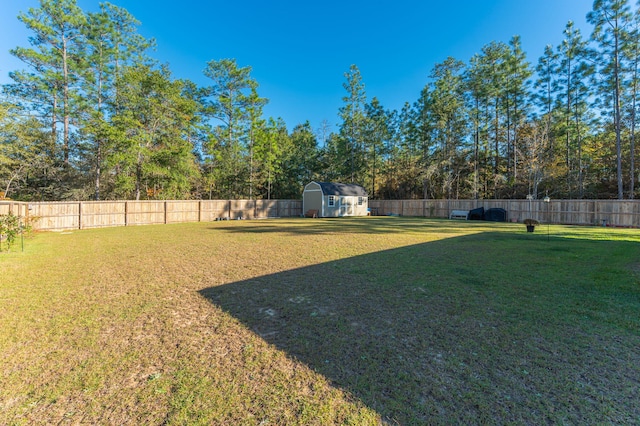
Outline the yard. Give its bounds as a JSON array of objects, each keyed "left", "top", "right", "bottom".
[{"left": 1, "top": 217, "right": 639, "bottom": 424}]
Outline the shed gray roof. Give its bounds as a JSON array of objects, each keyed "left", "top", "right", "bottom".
[{"left": 315, "top": 182, "right": 368, "bottom": 196}]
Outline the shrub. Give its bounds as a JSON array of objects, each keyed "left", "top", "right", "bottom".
[{"left": 0, "top": 212, "right": 37, "bottom": 251}]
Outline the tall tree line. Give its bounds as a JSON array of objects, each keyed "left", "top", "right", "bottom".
[{"left": 2, "top": 0, "right": 640, "bottom": 201}]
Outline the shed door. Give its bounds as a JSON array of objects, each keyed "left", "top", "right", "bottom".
[{"left": 340, "top": 197, "right": 354, "bottom": 216}]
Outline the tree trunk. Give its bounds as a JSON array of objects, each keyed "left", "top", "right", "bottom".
[
  {"left": 474, "top": 96, "right": 479, "bottom": 199},
  {"left": 62, "top": 37, "right": 70, "bottom": 165},
  {"left": 614, "top": 32, "right": 624, "bottom": 200},
  {"left": 51, "top": 92, "right": 58, "bottom": 152},
  {"left": 135, "top": 153, "right": 142, "bottom": 200},
  {"left": 575, "top": 89, "right": 584, "bottom": 199},
  {"left": 566, "top": 59, "right": 572, "bottom": 199},
  {"left": 630, "top": 45, "right": 638, "bottom": 199}
]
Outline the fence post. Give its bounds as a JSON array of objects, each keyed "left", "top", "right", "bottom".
[
  {"left": 164, "top": 201, "right": 168, "bottom": 224},
  {"left": 125, "top": 201, "right": 129, "bottom": 226},
  {"left": 79, "top": 202, "right": 83, "bottom": 230},
  {"left": 198, "top": 200, "right": 202, "bottom": 222}
]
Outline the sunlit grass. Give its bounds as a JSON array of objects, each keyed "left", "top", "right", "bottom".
[{"left": 1, "top": 217, "right": 639, "bottom": 424}]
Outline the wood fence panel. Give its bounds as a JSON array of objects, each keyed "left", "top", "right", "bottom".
[
  {"left": 278, "top": 200, "right": 302, "bottom": 217},
  {"left": 242, "top": 200, "right": 257, "bottom": 219},
  {"left": 166, "top": 201, "right": 199, "bottom": 224},
  {"left": 596, "top": 200, "right": 614, "bottom": 226},
  {"left": 556, "top": 200, "right": 578, "bottom": 225},
  {"left": 0, "top": 202, "right": 27, "bottom": 217},
  {"left": 81, "top": 202, "right": 126, "bottom": 229},
  {"left": 5, "top": 199, "right": 640, "bottom": 230},
  {"left": 402, "top": 200, "right": 424, "bottom": 217},
  {"left": 367, "top": 200, "right": 382, "bottom": 215},
  {"left": 509, "top": 200, "right": 542, "bottom": 222},
  {"left": 28, "top": 202, "right": 80, "bottom": 230},
  {"left": 126, "top": 201, "right": 165, "bottom": 226},
  {"left": 255, "top": 200, "right": 278, "bottom": 218},
  {"left": 230, "top": 200, "right": 248, "bottom": 219},
  {"left": 367, "top": 199, "right": 640, "bottom": 226},
  {"left": 580, "top": 201, "right": 597, "bottom": 225},
  {"left": 422, "top": 201, "right": 438, "bottom": 218},
  {"left": 447, "top": 200, "right": 474, "bottom": 212},
  {"left": 606, "top": 200, "right": 640, "bottom": 227},
  {"left": 420, "top": 200, "right": 440, "bottom": 218},
  {"left": 431, "top": 200, "right": 451, "bottom": 218},
  {"left": 372, "top": 200, "right": 403, "bottom": 215},
  {"left": 200, "top": 200, "right": 230, "bottom": 221}
]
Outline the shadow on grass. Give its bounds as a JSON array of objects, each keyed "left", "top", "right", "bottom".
[
  {"left": 208, "top": 216, "right": 491, "bottom": 236},
  {"left": 199, "top": 232, "right": 640, "bottom": 424}
]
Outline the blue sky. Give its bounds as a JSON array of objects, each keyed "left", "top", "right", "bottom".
[{"left": 1, "top": 0, "right": 594, "bottom": 133}]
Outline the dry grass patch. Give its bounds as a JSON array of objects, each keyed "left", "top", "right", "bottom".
[{"left": 1, "top": 217, "right": 639, "bottom": 424}]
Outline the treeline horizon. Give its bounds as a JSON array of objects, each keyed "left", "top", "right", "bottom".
[{"left": 1, "top": 0, "right": 639, "bottom": 202}]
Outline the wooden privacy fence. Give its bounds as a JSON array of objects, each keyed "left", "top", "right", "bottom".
[
  {"left": 2, "top": 198, "right": 640, "bottom": 230},
  {"left": 0, "top": 200, "right": 302, "bottom": 231},
  {"left": 368, "top": 199, "right": 640, "bottom": 227}
]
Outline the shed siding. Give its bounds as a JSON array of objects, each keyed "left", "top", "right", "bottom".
[
  {"left": 303, "top": 182, "right": 323, "bottom": 215},
  {"left": 324, "top": 195, "right": 340, "bottom": 217},
  {"left": 303, "top": 181, "right": 369, "bottom": 218},
  {"left": 304, "top": 191, "right": 323, "bottom": 215}
]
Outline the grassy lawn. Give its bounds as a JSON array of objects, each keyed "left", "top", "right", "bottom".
[{"left": 1, "top": 217, "right": 639, "bottom": 424}]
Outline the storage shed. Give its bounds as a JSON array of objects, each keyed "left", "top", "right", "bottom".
[{"left": 303, "top": 181, "right": 368, "bottom": 217}]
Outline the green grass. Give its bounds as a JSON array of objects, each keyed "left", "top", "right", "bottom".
[{"left": 1, "top": 217, "right": 639, "bottom": 424}]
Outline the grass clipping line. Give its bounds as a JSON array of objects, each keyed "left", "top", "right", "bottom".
[{"left": 1, "top": 217, "right": 639, "bottom": 425}]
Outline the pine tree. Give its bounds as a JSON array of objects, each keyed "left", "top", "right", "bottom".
[
  {"left": 588, "top": 0, "right": 632, "bottom": 199},
  {"left": 10, "top": 0, "right": 86, "bottom": 166},
  {"left": 203, "top": 59, "right": 262, "bottom": 198},
  {"left": 532, "top": 44, "right": 559, "bottom": 186},
  {"left": 555, "top": 21, "right": 593, "bottom": 197},
  {"left": 622, "top": 7, "right": 640, "bottom": 198},
  {"left": 80, "top": 2, "right": 153, "bottom": 200},
  {"left": 408, "top": 88, "right": 434, "bottom": 198},
  {"left": 428, "top": 57, "right": 468, "bottom": 198},
  {"left": 364, "top": 97, "right": 393, "bottom": 198},
  {"left": 337, "top": 65, "right": 367, "bottom": 184},
  {"left": 505, "top": 36, "right": 532, "bottom": 186},
  {"left": 245, "top": 87, "right": 268, "bottom": 199}
]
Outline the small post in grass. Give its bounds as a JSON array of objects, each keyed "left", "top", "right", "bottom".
[{"left": 543, "top": 195, "right": 551, "bottom": 242}]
